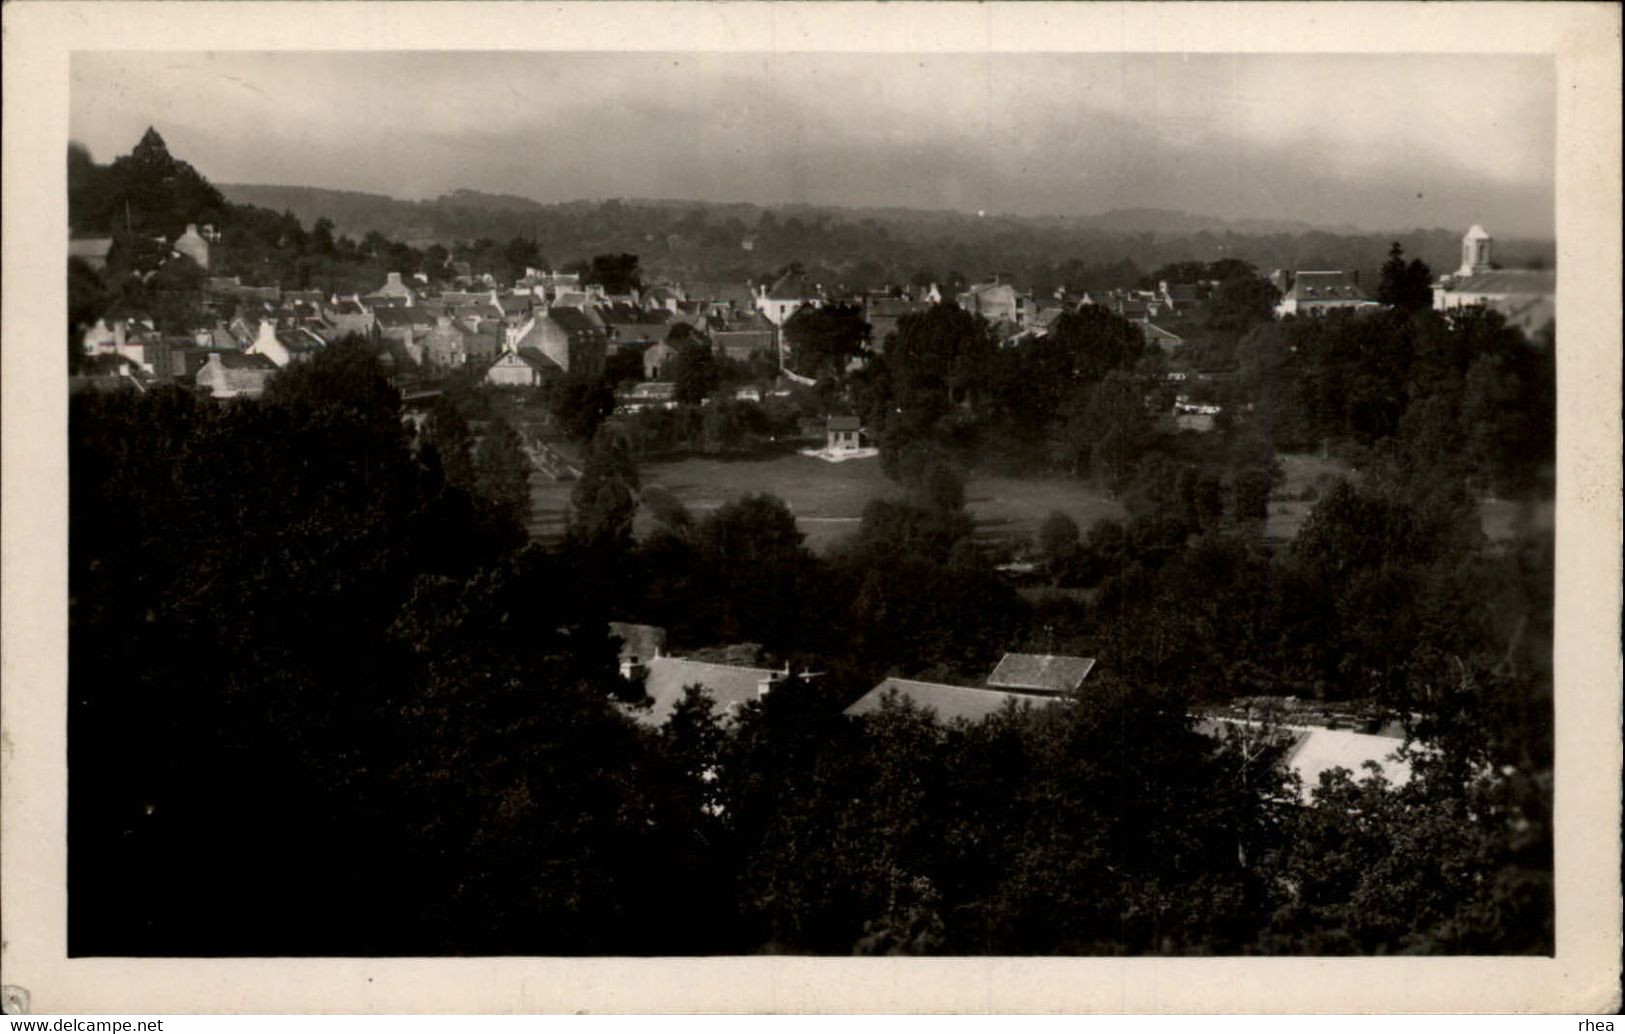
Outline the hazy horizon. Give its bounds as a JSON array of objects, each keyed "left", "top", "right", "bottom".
[{"left": 71, "top": 51, "right": 1557, "bottom": 238}]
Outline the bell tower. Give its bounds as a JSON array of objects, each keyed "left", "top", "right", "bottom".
[{"left": 1458, "top": 224, "right": 1493, "bottom": 277}]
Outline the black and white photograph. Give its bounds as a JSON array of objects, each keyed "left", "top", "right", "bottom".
[{"left": 3, "top": 0, "right": 1620, "bottom": 1016}]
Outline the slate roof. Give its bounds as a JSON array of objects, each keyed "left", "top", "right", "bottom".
[
  {"left": 276, "top": 329, "right": 326, "bottom": 355},
  {"left": 684, "top": 280, "right": 755, "bottom": 304},
  {"left": 374, "top": 307, "right": 435, "bottom": 329},
  {"left": 764, "top": 270, "right": 816, "bottom": 301},
  {"left": 516, "top": 347, "right": 564, "bottom": 375},
  {"left": 827, "top": 415, "right": 861, "bottom": 431},
  {"left": 1165, "top": 282, "right": 1202, "bottom": 304},
  {"left": 717, "top": 311, "right": 777, "bottom": 333},
  {"left": 1446, "top": 269, "right": 1555, "bottom": 296},
  {"left": 215, "top": 352, "right": 278, "bottom": 371},
  {"left": 985, "top": 653, "right": 1096, "bottom": 695},
  {"left": 1286, "top": 271, "right": 1366, "bottom": 302},
  {"left": 866, "top": 298, "right": 927, "bottom": 319},
  {"left": 634, "top": 656, "right": 783, "bottom": 727},
  {"left": 845, "top": 678, "right": 1056, "bottom": 724},
  {"left": 548, "top": 306, "right": 604, "bottom": 335}
]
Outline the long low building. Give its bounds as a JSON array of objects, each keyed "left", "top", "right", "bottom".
[
  {"left": 1196, "top": 717, "right": 1414, "bottom": 802},
  {"left": 844, "top": 677, "right": 1059, "bottom": 724},
  {"left": 631, "top": 655, "right": 789, "bottom": 727}
]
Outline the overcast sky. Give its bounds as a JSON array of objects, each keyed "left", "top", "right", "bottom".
[{"left": 70, "top": 51, "right": 1556, "bottom": 237}]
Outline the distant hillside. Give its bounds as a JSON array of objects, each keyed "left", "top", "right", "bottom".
[
  {"left": 220, "top": 184, "right": 1358, "bottom": 242},
  {"left": 212, "top": 180, "right": 1556, "bottom": 295},
  {"left": 1059, "top": 207, "right": 1359, "bottom": 237},
  {"left": 221, "top": 184, "right": 429, "bottom": 239}
]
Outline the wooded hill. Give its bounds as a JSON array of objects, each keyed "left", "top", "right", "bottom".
[{"left": 219, "top": 181, "right": 1556, "bottom": 295}]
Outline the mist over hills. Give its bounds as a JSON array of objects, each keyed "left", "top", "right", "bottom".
[
  {"left": 216, "top": 182, "right": 1554, "bottom": 290},
  {"left": 222, "top": 183, "right": 1368, "bottom": 243}
]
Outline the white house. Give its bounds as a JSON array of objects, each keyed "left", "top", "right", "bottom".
[
  {"left": 1274, "top": 271, "right": 1378, "bottom": 317},
  {"left": 755, "top": 270, "right": 820, "bottom": 326}
]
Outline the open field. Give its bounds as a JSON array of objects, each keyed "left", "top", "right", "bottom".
[
  {"left": 1265, "top": 453, "right": 1355, "bottom": 543},
  {"left": 1263, "top": 452, "right": 1553, "bottom": 547},
  {"left": 637, "top": 451, "right": 903, "bottom": 552},
  {"left": 963, "top": 475, "right": 1127, "bottom": 553},
  {"left": 529, "top": 449, "right": 1126, "bottom": 554}
]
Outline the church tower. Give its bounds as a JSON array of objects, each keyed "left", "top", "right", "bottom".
[{"left": 1457, "top": 224, "right": 1492, "bottom": 277}]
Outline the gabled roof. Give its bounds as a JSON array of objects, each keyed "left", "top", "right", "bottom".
[
  {"left": 548, "top": 306, "right": 604, "bottom": 335},
  {"left": 213, "top": 351, "right": 278, "bottom": 371},
  {"left": 635, "top": 656, "right": 783, "bottom": 727},
  {"left": 964, "top": 280, "right": 1016, "bottom": 298},
  {"left": 714, "top": 310, "right": 777, "bottom": 333},
  {"left": 866, "top": 298, "right": 927, "bottom": 319},
  {"left": 1446, "top": 269, "right": 1555, "bottom": 296},
  {"left": 276, "top": 329, "right": 325, "bottom": 354},
  {"left": 1287, "top": 271, "right": 1366, "bottom": 301},
  {"left": 827, "top": 415, "right": 861, "bottom": 431},
  {"left": 763, "top": 270, "right": 816, "bottom": 302},
  {"left": 985, "top": 652, "right": 1096, "bottom": 695},
  {"left": 845, "top": 678, "right": 1057, "bottom": 723},
  {"left": 374, "top": 306, "right": 435, "bottom": 328},
  {"left": 514, "top": 347, "right": 565, "bottom": 376},
  {"left": 1165, "top": 282, "right": 1202, "bottom": 303},
  {"left": 596, "top": 302, "right": 648, "bottom": 324}
]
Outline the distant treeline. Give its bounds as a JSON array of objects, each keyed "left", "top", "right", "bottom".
[{"left": 215, "top": 181, "right": 1557, "bottom": 295}]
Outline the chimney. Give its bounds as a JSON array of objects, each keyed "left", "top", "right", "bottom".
[
  {"left": 387, "top": 272, "right": 403, "bottom": 288},
  {"left": 619, "top": 655, "right": 649, "bottom": 682}
]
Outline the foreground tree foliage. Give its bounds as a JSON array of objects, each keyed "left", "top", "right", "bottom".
[{"left": 69, "top": 346, "right": 696, "bottom": 954}]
